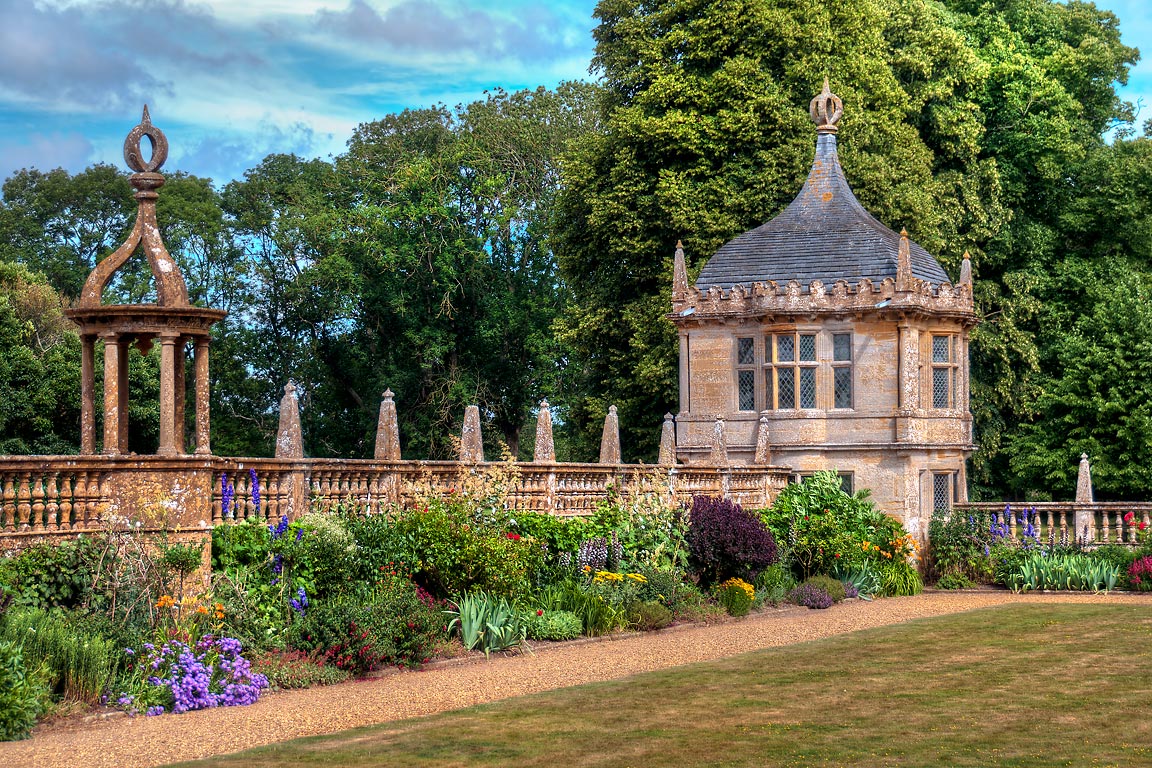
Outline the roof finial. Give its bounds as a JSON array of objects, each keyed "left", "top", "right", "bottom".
[
  {"left": 141, "top": 104, "right": 152, "bottom": 125},
  {"left": 896, "top": 228, "right": 913, "bottom": 291},
  {"left": 809, "top": 78, "right": 843, "bottom": 134},
  {"left": 959, "top": 251, "right": 972, "bottom": 286},
  {"left": 673, "top": 239, "right": 689, "bottom": 298}
]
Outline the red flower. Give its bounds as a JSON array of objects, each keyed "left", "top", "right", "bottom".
[
  {"left": 1125, "top": 512, "right": 1135, "bottom": 524},
  {"left": 537, "top": 609, "right": 544, "bottom": 616},
  {"left": 1141, "top": 521, "right": 1148, "bottom": 531},
  {"left": 834, "top": 553, "right": 841, "bottom": 558},
  {"left": 506, "top": 532, "right": 521, "bottom": 540}
]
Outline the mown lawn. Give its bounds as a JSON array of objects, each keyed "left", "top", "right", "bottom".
[{"left": 169, "top": 604, "right": 1152, "bottom": 767}]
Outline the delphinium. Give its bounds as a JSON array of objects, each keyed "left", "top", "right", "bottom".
[
  {"left": 116, "top": 636, "right": 268, "bottom": 716},
  {"left": 250, "top": 469, "right": 261, "bottom": 515},
  {"left": 220, "top": 475, "right": 235, "bottom": 519}
]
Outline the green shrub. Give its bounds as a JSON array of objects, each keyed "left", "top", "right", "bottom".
[
  {"left": 831, "top": 562, "right": 881, "bottom": 598},
  {"left": 667, "top": 582, "right": 726, "bottom": 624},
  {"left": 1007, "top": 552, "right": 1120, "bottom": 592},
  {"left": 538, "top": 579, "right": 624, "bottom": 636},
  {"left": 0, "top": 539, "right": 97, "bottom": 610},
  {"left": 0, "top": 640, "right": 49, "bottom": 741},
  {"left": 716, "top": 578, "right": 756, "bottom": 616},
  {"left": 388, "top": 501, "right": 546, "bottom": 600},
  {"left": 754, "top": 565, "right": 798, "bottom": 606},
  {"left": 634, "top": 567, "right": 683, "bottom": 609},
  {"left": 250, "top": 651, "right": 351, "bottom": 690},
  {"left": 927, "top": 510, "right": 993, "bottom": 583},
  {"left": 287, "top": 576, "right": 444, "bottom": 674},
  {"left": 801, "top": 575, "right": 847, "bottom": 603},
  {"left": 211, "top": 518, "right": 270, "bottom": 572},
  {"left": 0, "top": 609, "right": 117, "bottom": 704},
  {"left": 628, "top": 601, "right": 674, "bottom": 630},
  {"left": 935, "top": 573, "right": 976, "bottom": 590},
  {"left": 1091, "top": 545, "right": 1139, "bottom": 588},
  {"left": 877, "top": 559, "right": 924, "bottom": 596},
  {"left": 524, "top": 610, "right": 583, "bottom": 641}
]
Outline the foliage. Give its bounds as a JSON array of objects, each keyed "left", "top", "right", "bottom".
[
  {"left": 1128, "top": 556, "right": 1152, "bottom": 592},
  {"left": 444, "top": 591, "right": 526, "bottom": 658},
  {"left": 0, "top": 608, "right": 117, "bottom": 704},
  {"left": 1005, "top": 552, "right": 1120, "bottom": 593},
  {"left": 0, "top": 539, "right": 97, "bottom": 610},
  {"left": 765, "top": 473, "right": 910, "bottom": 580},
  {"left": 116, "top": 636, "right": 268, "bottom": 715},
  {"left": 249, "top": 650, "right": 350, "bottom": 690},
  {"left": 788, "top": 583, "right": 834, "bottom": 610},
  {"left": 524, "top": 610, "right": 583, "bottom": 642},
  {"left": 211, "top": 519, "right": 271, "bottom": 573},
  {"left": 927, "top": 510, "right": 993, "bottom": 584},
  {"left": 801, "top": 576, "right": 847, "bottom": 604},
  {"left": 537, "top": 579, "right": 624, "bottom": 637},
  {"left": 633, "top": 566, "right": 684, "bottom": 610},
  {"left": 0, "top": 640, "right": 49, "bottom": 741},
  {"left": 687, "top": 496, "right": 778, "bottom": 586},
  {"left": 628, "top": 601, "right": 674, "bottom": 631},
  {"left": 387, "top": 497, "right": 547, "bottom": 600},
  {"left": 753, "top": 565, "right": 797, "bottom": 607},
  {"left": 876, "top": 558, "right": 924, "bottom": 597},
  {"left": 934, "top": 573, "right": 976, "bottom": 590},
  {"left": 830, "top": 562, "right": 881, "bottom": 599},
  {"left": 588, "top": 478, "right": 691, "bottom": 572},
  {"left": 286, "top": 576, "right": 444, "bottom": 674},
  {"left": 1089, "top": 545, "right": 1139, "bottom": 588},
  {"left": 715, "top": 578, "right": 756, "bottom": 617}
]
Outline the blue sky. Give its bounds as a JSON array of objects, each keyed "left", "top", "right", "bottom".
[{"left": 0, "top": 0, "right": 1147, "bottom": 186}]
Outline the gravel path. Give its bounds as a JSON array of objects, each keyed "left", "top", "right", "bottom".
[{"left": 7, "top": 590, "right": 1152, "bottom": 768}]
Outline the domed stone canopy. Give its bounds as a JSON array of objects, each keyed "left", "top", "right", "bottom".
[{"left": 696, "top": 82, "right": 950, "bottom": 290}]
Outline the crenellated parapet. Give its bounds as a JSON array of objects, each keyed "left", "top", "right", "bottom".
[{"left": 671, "top": 270, "right": 975, "bottom": 325}]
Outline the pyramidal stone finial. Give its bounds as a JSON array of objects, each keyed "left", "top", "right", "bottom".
[
  {"left": 460, "top": 405, "right": 484, "bottom": 463},
  {"left": 374, "top": 388, "right": 401, "bottom": 460},
  {"left": 533, "top": 399, "right": 555, "bottom": 462},
  {"left": 658, "top": 413, "right": 677, "bottom": 466},
  {"left": 959, "top": 251, "right": 972, "bottom": 286},
  {"left": 275, "top": 381, "right": 304, "bottom": 458},
  {"left": 1075, "top": 453, "right": 1094, "bottom": 504},
  {"left": 896, "top": 228, "right": 913, "bottom": 291},
  {"left": 599, "top": 405, "right": 621, "bottom": 464},
  {"left": 809, "top": 78, "right": 843, "bottom": 134},
  {"left": 672, "top": 240, "right": 689, "bottom": 298}
]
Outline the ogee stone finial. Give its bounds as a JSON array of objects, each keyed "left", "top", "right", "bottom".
[
  {"left": 809, "top": 78, "right": 843, "bottom": 134},
  {"left": 599, "top": 405, "right": 621, "bottom": 464},
  {"left": 658, "top": 413, "right": 677, "bottom": 466},
  {"left": 374, "top": 388, "right": 402, "bottom": 460},
  {"left": 533, "top": 399, "right": 555, "bottom": 462}
]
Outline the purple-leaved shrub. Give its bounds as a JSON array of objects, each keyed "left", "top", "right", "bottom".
[{"left": 687, "top": 496, "right": 778, "bottom": 587}]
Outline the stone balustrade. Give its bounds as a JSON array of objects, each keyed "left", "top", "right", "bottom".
[
  {"left": 952, "top": 502, "right": 1152, "bottom": 546},
  {"left": 0, "top": 455, "right": 791, "bottom": 548}
]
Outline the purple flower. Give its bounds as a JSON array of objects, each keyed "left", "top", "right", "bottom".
[
  {"left": 295, "top": 527, "right": 304, "bottom": 542},
  {"left": 290, "top": 586, "right": 309, "bottom": 616},
  {"left": 221, "top": 474, "right": 235, "bottom": 519},
  {"left": 249, "top": 469, "right": 261, "bottom": 513}
]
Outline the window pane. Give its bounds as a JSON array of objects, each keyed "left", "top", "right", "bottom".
[
  {"left": 737, "top": 337, "right": 755, "bottom": 365},
  {"left": 777, "top": 335, "right": 794, "bottom": 362},
  {"left": 833, "top": 333, "right": 851, "bottom": 362},
  {"left": 839, "top": 473, "right": 854, "bottom": 495},
  {"left": 799, "top": 367, "right": 816, "bottom": 408},
  {"left": 799, "top": 334, "right": 816, "bottom": 361},
  {"left": 764, "top": 368, "right": 774, "bottom": 410},
  {"left": 933, "top": 367, "right": 951, "bottom": 408},
  {"left": 834, "top": 367, "right": 852, "bottom": 409},
  {"left": 932, "top": 335, "right": 950, "bottom": 363},
  {"left": 778, "top": 368, "right": 795, "bottom": 408},
  {"left": 738, "top": 370, "right": 755, "bottom": 411},
  {"left": 933, "top": 473, "right": 952, "bottom": 512}
]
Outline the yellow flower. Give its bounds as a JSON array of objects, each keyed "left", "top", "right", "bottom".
[{"left": 626, "top": 573, "right": 647, "bottom": 583}]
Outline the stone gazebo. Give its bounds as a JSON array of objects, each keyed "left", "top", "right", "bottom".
[
  {"left": 670, "top": 82, "right": 978, "bottom": 538},
  {"left": 65, "top": 108, "right": 226, "bottom": 457}
]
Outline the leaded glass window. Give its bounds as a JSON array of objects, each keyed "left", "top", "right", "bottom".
[
  {"left": 777, "top": 367, "right": 795, "bottom": 409},
  {"left": 766, "top": 332, "right": 819, "bottom": 410},
  {"left": 738, "top": 370, "right": 755, "bottom": 411},
  {"left": 832, "top": 333, "right": 852, "bottom": 409},
  {"left": 735, "top": 337, "right": 757, "bottom": 411},
  {"left": 933, "top": 473, "right": 953, "bottom": 512},
  {"left": 738, "top": 337, "right": 755, "bottom": 365},
  {"left": 931, "top": 334, "right": 956, "bottom": 409},
  {"left": 799, "top": 367, "right": 816, "bottom": 408}
]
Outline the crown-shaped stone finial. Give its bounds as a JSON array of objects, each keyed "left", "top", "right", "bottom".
[{"left": 809, "top": 78, "right": 843, "bottom": 134}]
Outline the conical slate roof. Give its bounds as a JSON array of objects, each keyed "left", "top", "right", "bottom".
[{"left": 696, "top": 85, "right": 950, "bottom": 290}]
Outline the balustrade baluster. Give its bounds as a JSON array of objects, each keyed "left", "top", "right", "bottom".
[
  {"left": 1115, "top": 510, "right": 1124, "bottom": 544},
  {"left": 234, "top": 473, "right": 251, "bottom": 519},
  {"left": 30, "top": 474, "right": 45, "bottom": 532},
  {"left": 45, "top": 474, "right": 59, "bottom": 531},
  {"left": 1144, "top": 510, "right": 1152, "bottom": 542},
  {"left": 1099, "top": 509, "right": 1109, "bottom": 543},
  {"left": 17, "top": 473, "right": 32, "bottom": 531},
  {"left": 58, "top": 475, "right": 73, "bottom": 531},
  {"left": 2, "top": 476, "right": 14, "bottom": 532},
  {"left": 73, "top": 472, "right": 88, "bottom": 528}
]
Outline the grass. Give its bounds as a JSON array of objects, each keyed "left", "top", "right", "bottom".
[{"left": 168, "top": 604, "right": 1152, "bottom": 767}]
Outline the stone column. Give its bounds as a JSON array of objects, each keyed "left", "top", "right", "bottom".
[
  {"left": 158, "top": 332, "right": 180, "bottom": 456},
  {"left": 117, "top": 336, "right": 130, "bottom": 453},
  {"left": 460, "top": 405, "right": 484, "bottom": 463},
  {"left": 533, "top": 400, "right": 554, "bottom": 462},
  {"left": 898, "top": 321, "right": 919, "bottom": 411},
  {"left": 754, "top": 414, "right": 772, "bottom": 464},
  {"left": 373, "top": 389, "right": 402, "bottom": 460},
  {"left": 658, "top": 413, "right": 676, "bottom": 465},
  {"left": 173, "top": 336, "right": 187, "bottom": 454},
  {"left": 599, "top": 405, "right": 621, "bottom": 464},
  {"left": 80, "top": 335, "right": 96, "bottom": 455},
  {"left": 101, "top": 332, "right": 122, "bottom": 455},
  {"left": 708, "top": 415, "right": 729, "bottom": 466},
  {"left": 194, "top": 337, "right": 211, "bottom": 455}
]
